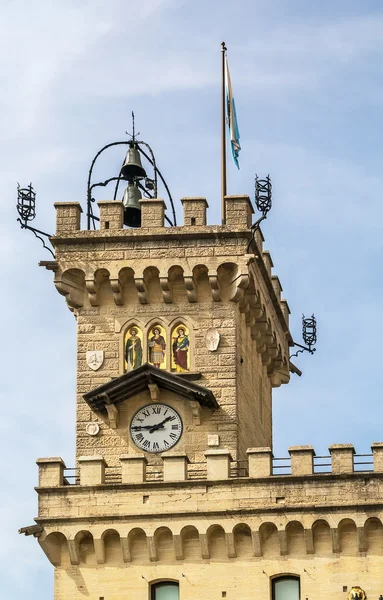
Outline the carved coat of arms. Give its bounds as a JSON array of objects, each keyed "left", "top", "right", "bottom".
[
  {"left": 205, "top": 328, "right": 220, "bottom": 351},
  {"left": 348, "top": 587, "right": 366, "bottom": 600},
  {"left": 86, "top": 350, "right": 104, "bottom": 371}
]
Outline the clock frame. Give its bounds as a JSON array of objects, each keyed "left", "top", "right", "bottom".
[{"left": 130, "top": 403, "right": 183, "bottom": 453}]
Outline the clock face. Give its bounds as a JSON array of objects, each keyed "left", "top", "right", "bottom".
[{"left": 130, "top": 404, "right": 183, "bottom": 453}]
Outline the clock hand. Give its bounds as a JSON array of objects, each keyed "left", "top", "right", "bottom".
[
  {"left": 131, "top": 425, "right": 159, "bottom": 431},
  {"left": 149, "top": 416, "right": 172, "bottom": 434}
]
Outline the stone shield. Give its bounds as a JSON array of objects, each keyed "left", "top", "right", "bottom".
[{"left": 86, "top": 350, "right": 104, "bottom": 371}]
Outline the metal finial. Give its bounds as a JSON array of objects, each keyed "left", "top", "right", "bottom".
[{"left": 126, "top": 111, "right": 140, "bottom": 141}]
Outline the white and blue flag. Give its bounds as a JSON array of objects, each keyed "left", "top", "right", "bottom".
[{"left": 225, "top": 56, "right": 241, "bottom": 169}]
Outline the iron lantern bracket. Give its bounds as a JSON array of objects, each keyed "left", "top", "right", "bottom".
[
  {"left": 17, "top": 219, "right": 54, "bottom": 258},
  {"left": 289, "top": 341, "right": 316, "bottom": 359}
]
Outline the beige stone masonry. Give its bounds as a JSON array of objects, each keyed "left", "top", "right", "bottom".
[
  {"left": 247, "top": 447, "right": 273, "bottom": 477},
  {"left": 329, "top": 443, "right": 355, "bottom": 473},
  {"left": 281, "top": 299, "right": 291, "bottom": 328},
  {"left": 78, "top": 455, "right": 106, "bottom": 485},
  {"left": 262, "top": 250, "right": 274, "bottom": 277},
  {"left": 371, "top": 442, "right": 383, "bottom": 472},
  {"left": 224, "top": 195, "right": 254, "bottom": 228},
  {"left": 54, "top": 202, "right": 82, "bottom": 233},
  {"left": 289, "top": 445, "right": 315, "bottom": 476},
  {"left": 181, "top": 197, "right": 208, "bottom": 226},
  {"left": 139, "top": 198, "right": 166, "bottom": 227},
  {"left": 36, "top": 457, "right": 66, "bottom": 487},
  {"left": 120, "top": 454, "right": 147, "bottom": 483},
  {"left": 205, "top": 449, "right": 232, "bottom": 480},
  {"left": 162, "top": 453, "right": 189, "bottom": 482},
  {"left": 271, "top": 275, "right": 283, "bottom": 301},
  {"left": 98, "top": 200, "right": 124, "bottom": 230}
]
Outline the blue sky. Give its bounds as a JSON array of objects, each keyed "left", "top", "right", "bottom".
[{"left": 2, "top": 0, "right": 383, "bottom": 597}]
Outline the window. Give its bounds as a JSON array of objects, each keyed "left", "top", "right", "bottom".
[
  {"left": 272, "top": 576, "right": 300, "bottom": 600},
  {"left": 151, "top": 582, "right": 179, "bottom": 600}
]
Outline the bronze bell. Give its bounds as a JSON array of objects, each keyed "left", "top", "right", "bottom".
[
  {"left": 120, "top": 143, "right": 147, "bottom": 180},
  {"left": 122, "top": 182, "right": 142, "bottom": 227}
]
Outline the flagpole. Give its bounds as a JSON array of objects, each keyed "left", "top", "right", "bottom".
[{"left": 221, "top": 41, "right": 227, "bottom": 225}]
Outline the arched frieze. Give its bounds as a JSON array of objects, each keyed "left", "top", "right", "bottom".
[
  {"left": 206, "top": 524, "right": 227, "bottom": 560},
  {"left": 259, "top": 522, "right": 279, "bottom": 557},
  {"left": 338, "top": 518, "right": 358, "bottom": 555},
  {"left": 75, "top": 530, "right": 97, "bottom": 565},
  {"left": 128, "top": 528, "right": 149, "bottom": 563},
  {"left": 285, "top": 520, "right": 306, "bottom": 556},
  {"left": 154, "top": 527, "right": 175, "bottom": 562},
  {"left": 143, "top": 266, "right": 161, "bottom": 305},
  {"left": 102, "top": 528, "right": 122, "bottom": 564},
  {"left": 233, "top": 523, "right": 253, "bottom": 558}
]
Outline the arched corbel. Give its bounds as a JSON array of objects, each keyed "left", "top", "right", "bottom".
[
  {"left": 184, "top": 276, "right": 198, "bottom": 303},
  {"left": 135, "top": 278, "right": 148, "bottom": 304},
  {"left": 110, "top": 277, "right": 123, "bottom": 306},
  {"left": 208, "top": 275, "right": 221, "bottom": 302},
  {"left": 67, "top": 539, "right": 80, "bottom": 565},
  {"left": 85, "top": 278, "right": 99, "bottom": 307},
  {"left": 228, "top": 274, "right": 250, "bottom": 305},
  {"left": 54, "top": 272, "right": 84, "bottom": 309},
  {"left": 159, "top": 277, "right": 172, "bottom": 303}
]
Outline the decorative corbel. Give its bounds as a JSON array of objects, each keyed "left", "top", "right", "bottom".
[
  {"left": 67, "top": 539, "right": 80, "bottom": 565},
  {"left": 159, "top": 277, "right": 172, "bottom": 303},
  {"left": 94, "top": 538, "right": 106, "bottom": 564},
  {"left": 184, "top": 276, "right": 198, "bottom": 303},
  {"left": 189, "top": 400, "right": 201, "bottom": 425},
  {"left": 199, "top": 534, "right": 210, "bottom": 559},
  {"left": 85, "top": 278, "right": 99, "bottom": 307},
  {"left": 110, "top": 277, "right": 123, "bottom": 306},
  {"left": 104, "top": 394, "right": 119, "bottom": 429},
  {"left": 121, "top": 537, "right": 131, "bottom": 562},
  {"left": 208, "top": 275, "right": 221, "bottom": 302},
  {"left": 135, "top": 278, "right": 148, "bottom": 304},
  {"left": 147, "top": 536, "right": 157, "bottom": 562},
  {"left": 148, "top": 383, "right": 160, "bottom": 401},
  {"left": 54, "top": 278, "right": 84, "bottom": 309},
  {"left": 228, "top": 274, "right": 250, "bottom": 306},
  {"left": 173, "top": 534, "right": 184, "bottom": 560}
]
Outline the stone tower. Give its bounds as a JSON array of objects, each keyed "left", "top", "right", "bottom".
[{"left": 22, "top": 183, "right": 383, "bottom": 599}]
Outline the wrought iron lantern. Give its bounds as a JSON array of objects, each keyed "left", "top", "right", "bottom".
[
  {"left": 16, "top": 183, "right": 54, "bottom": 257},
  {"left": 290, "top": 314, "right": 317, "bottom": 359},
  {"left": 247, "top": 174, "right": 273, "bottom": 253}
]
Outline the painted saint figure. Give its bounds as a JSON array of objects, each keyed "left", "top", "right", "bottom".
[
  {"left": 148, "top": 327, "right": 166, "bottom": 369},
  {"left": 125, "top": 327, "right": 143, "bottom": 371},
  {"left": 172, "top": 327, "right": 190, "bottom": 372}
]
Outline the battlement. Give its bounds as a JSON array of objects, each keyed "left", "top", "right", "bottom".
[
  {"left": 36, "top": 443, "right": 383, "bottom": 488},
  {"left": 35, "top": 442, "right": 383, "bottom": 570}
]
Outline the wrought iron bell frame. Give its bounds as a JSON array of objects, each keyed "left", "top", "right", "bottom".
[{"left": 86, "top": 137, "right": 177, "bottom": 230}]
